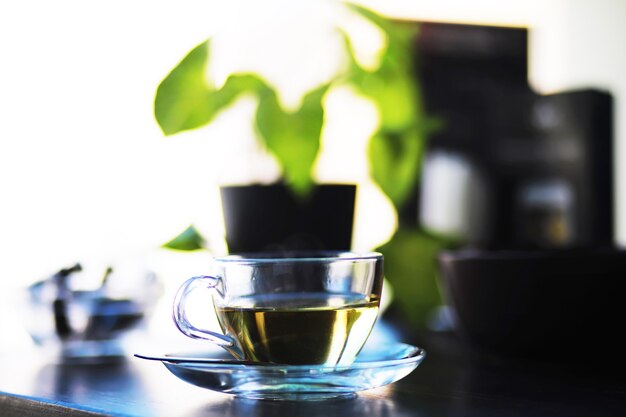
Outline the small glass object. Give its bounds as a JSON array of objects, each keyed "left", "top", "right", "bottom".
[{"left": 22, "top": 262, "right": 162, "bottom": 362}]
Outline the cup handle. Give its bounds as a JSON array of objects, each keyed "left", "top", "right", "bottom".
[{"left": 172, "top": 275, "right": 243, "bottom": 360}]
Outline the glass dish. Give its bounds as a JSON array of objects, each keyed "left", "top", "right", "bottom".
[
  {"left": 135, "top": 342, "right": 425, "bottom": 401},
  {"left": 21, "top": 262, "right": 162, "bottom": 363}
]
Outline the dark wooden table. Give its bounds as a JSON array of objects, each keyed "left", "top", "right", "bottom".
[{"left": 2, "top": 323, "right": 626, "bottom": 417}]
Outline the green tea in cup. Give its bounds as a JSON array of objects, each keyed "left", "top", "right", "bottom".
[{"left": 173, "top": 252, "right": 383, "bottom": 366}]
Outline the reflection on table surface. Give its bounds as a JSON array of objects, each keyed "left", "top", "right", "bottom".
[{"left": 2, "top": 322, "right": 626, "bottom": 417}]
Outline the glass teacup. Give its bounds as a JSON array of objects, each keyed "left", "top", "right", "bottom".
[{"left": 172, "top": 252, "right": 383, "bottom": 366}]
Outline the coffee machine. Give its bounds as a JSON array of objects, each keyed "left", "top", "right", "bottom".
[
  {"left": 411, "top": 22, "right": 625, "bottom": 363},
  {"left": 415, "top": 22, "right": 613, "bottom": 249}
]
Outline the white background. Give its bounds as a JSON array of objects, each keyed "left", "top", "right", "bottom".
[{"left": 1, "top": 0, "right": 624, "bottom": 349}]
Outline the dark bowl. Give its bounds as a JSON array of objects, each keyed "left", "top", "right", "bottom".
[{"left": 438, "top": 248, "right": 626, "bottom": 362}]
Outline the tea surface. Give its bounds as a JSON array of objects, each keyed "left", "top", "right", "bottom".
[{"left": 216, "top": 293, "right": 379, "bottom": 365}]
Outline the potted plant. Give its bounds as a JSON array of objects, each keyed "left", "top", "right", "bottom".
[
  {"left": 157, "top": 3, "right": 445, "bottom": 325},
  {"left": 156, "top": 4, "right": 426, "bottom": 250}
]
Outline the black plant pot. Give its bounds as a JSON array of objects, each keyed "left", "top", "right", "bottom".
[{"left": 220, "top": 184, "right": 356, "bottom": 253}]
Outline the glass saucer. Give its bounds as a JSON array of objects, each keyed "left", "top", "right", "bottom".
[{"left": 135, "top": 342, "right": 425, "bottom": 401}]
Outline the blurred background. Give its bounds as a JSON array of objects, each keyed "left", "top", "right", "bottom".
[{"left": 1, "top": 0, "right": 625, "bottom": 354}]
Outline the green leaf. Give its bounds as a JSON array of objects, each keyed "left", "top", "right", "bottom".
[
  {"left": 349, "top": 20, "right": 422, "bottom": 131},
  {"left": 360, "top": 69, "right": 420, "bottom": 131},
  {"left": 378, "top": 228, "right": 449, "bottom": 328},
  {"left": 162, "top": 225, "right": 206, "bottom": 251},
  {"left": 255, "top": 84, "right": 328, "bottom": 197},
  {"left": 222, "top": 73, "right": 268, "bottom": 97},
  {"left": 155, "top": 41, "right": 213, "bottom": 135},
  {"left": 368, "top": 127, "right": 424, "bottom": 209},
  {"left": 154, "top": 40, "right": 267, "bottom": 136},
  {"left": 341, "top": 9, "right": 429, "bottom": 209},
  {"left": 347, "top": 4, "right": 418, "bottom": 52}
]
